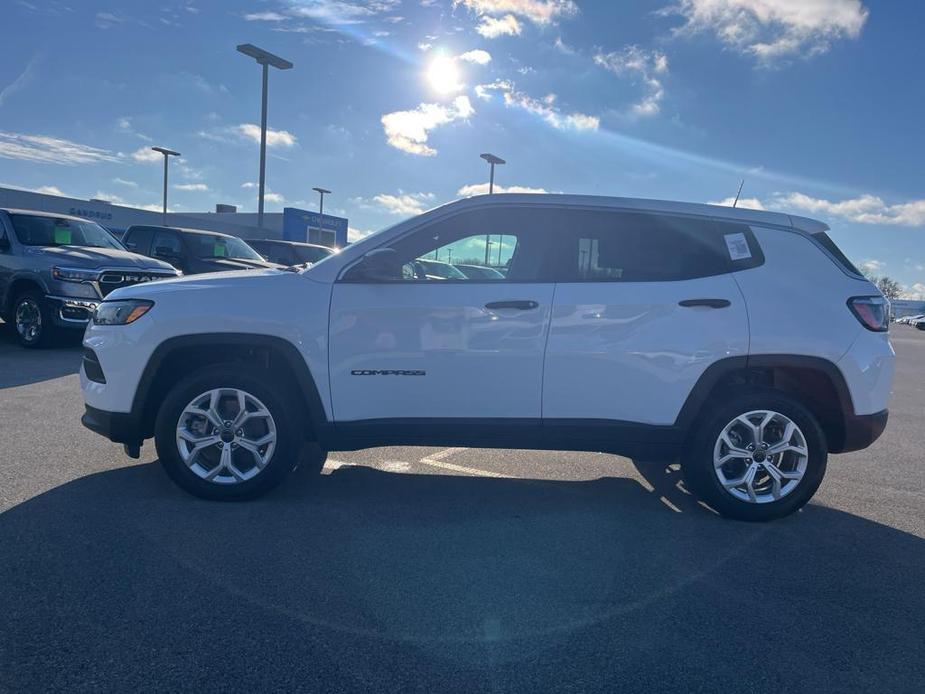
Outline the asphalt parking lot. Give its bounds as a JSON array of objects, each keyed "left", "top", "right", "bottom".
[{"left": 1, "top": 325, "right": 923, "bottom": 693}]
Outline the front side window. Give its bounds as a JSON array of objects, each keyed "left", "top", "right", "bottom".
[
  {"left": 189, "top": 234, "right": 263, "bottom": 261},
  {"left": 10, "top": 214, "right": 123, "bottom": 250},
  {"left": 343, "top": 207, "right": 552, "bottom": 282}
]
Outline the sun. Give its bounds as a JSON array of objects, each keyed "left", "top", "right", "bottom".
[{"left": 427, "top": 55, "right": 462, "bottom": 94}]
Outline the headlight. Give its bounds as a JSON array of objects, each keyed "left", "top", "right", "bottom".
[
  {"left": 93, "top": 300, "right": 154, "bottom": 325},
  {"left": 52, "top": 266, "right": 98, "bottom": 282}
]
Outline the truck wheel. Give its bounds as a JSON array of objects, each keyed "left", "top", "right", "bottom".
[
  {"left": 154, "top": 365, "right": 308, "bottom": 500},
  {"left": 13, "top": 289, "right": 56, "bottom": 348},
  {"left": 681, "top": 389, "right": 827, "bottom": 522}
]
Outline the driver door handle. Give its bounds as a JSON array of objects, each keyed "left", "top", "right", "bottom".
[
  {"left": 485, "top": 300, "right": 539, "bottom": 310},
  {"left": 678, "top": 298, "right": 731, "bottom": 309}
]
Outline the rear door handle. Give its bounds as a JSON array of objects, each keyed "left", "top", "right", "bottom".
[
  {"left": 485, "top": 300, "right": 539, "bottom": 310},
  {"left": 679, "top": 298, "right": 731, "bottom": 309}
]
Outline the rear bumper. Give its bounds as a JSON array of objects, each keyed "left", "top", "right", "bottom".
[
  {"left": 81, "top": 405, "right": 143, "bottom": 445},
  {"left": 836, "top": 409, "right": 889, "bottom": 453}
]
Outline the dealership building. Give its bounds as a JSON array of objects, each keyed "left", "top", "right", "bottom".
[{"left": 0, "top": 186, "right": 349, "bottom": 247}]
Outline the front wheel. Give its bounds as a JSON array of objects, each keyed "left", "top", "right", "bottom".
[
  {"left": 13, "top": 290, "right": 56, "bottom": 348},
  {"left": 682, "top": 390, "right": 827, "bottom": 521},
  {"left": 154, "top": 365, "right": 318, "bottom": 500}
]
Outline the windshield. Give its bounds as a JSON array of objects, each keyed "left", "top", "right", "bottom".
[
  {"left": 189, "top": 234, "right": 263, "bottom": 260},
  {"left": 10, "top": 214, "right": 123, "bottom": 250}
]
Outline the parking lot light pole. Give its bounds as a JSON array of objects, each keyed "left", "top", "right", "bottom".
[
  {"left": 313, "top": 187, "right": 331, "bottom": 243},
  {"left": 236, "top": 43, "right": 293, "bottom": 230},
  {"left": 480, "top": 153, "right": 505, "bottom": 263},
  {"left": 151, "top": 147, "right": 180, "bottom": 226}
]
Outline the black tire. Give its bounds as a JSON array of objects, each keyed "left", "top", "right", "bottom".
[
  {"left": 154, "top": 364, "right": 319, "bottom": 500},
  {"left": 12, "top": 289, "right": 57, "bottom": 348},
  {"left": 681, "top": 388, "right": 828, "bottom": 522}
]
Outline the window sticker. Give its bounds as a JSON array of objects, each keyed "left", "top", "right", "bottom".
[
  {"left": 724, "top": 232, "right": 751, "bottom": 261},
  {"left": 214, "top": 243, "right": 227, "bottom": 257},
  {"left": 54, "top": 224, "right": 72, "bottom": 245}
]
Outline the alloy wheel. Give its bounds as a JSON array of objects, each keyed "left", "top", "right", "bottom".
[
  {"left": 176, "top": 388, "right": 277, "bottom": 485},
  {"left": 713, "top": 410, "right": 809, "bottom": 504},
  {"left": 15, "top": 298, "right": 42, "bottom": 343}
]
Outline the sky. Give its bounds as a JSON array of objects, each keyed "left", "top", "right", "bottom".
[{"left": 1, "top": 0, "right": 924, "bottom": 297}]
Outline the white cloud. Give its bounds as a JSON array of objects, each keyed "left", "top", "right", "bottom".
[
  {"left": 0, "top": 132, "right": 120, "bottom": 165},
  {"left": 663, "top": 0, "right": 869, "bottom": 62},
  {"left": 905, "top": 283, "right": 925, "bottom": 301},
  {"left": 92, "top": 191, "right": 125, "bottom": 204},
  {"left": 476, "top": 14, "right": 521, "bottom": 38},
  {"left": 269, "top": 0, "right": 401, "bottom": 25},
  {"left": 457, "top": 182, "right": 548, "bottom": 197},
  {"left": 594, "top": 46, "right": 669, "bottom": 117},
  {"left": 235, "top": 123, "right": 298, "bottom": 148},
  {"left": 243, "top": 11, "right": 287, "bottom": 21},
  {"left": 131, "top": 146, "right": 163, "bottom": 163},
  {"left": 264, "top": 192, "right": 285, "bottom": 204},
  {"left": 174, "top": 183, "right": 209, "bottom": 192},
  {"left": 709, "top": 196, "right": 766, "bottom": 210},
  {"left": 779, "top": 192, "right": 925, "bottom": 226},
  {"left": 113, "top": 177, "right": 138, "bottom": 188},
  {"left": 458, "top": 49, "right": 492, "bottom": 64},
  {"left": 418, "top": 42, "right": 433, "bottom": 51},
  {"left": 0, "top": 54, "right": 41, "bottom": 108},
  {"left": 381, "top": 95, "right": 475, "bottom": 156},
  {"left": 455, "top": 0, "right": 578, "bottom": 26},
  {"left": 476, "top": 82, "right": 598, "bottom": 131},
  {"left": 116, "top": 116, "right": 151, "bottom": 141},
  {"left": 348, "top": 226, "right": 373, "bottom": 242},
  {"left": 857, "top": 259, "right": 885, "bottom": 275},
  {"left": 373, "top": 192, "right": 435, "bottom": 215},
  {"left": 36, "top": 185, "right": 66, "bottom": 196}
]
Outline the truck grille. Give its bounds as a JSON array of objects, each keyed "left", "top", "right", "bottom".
[{"left": 97, "top": 271, "right": 175, "bottom": 297}]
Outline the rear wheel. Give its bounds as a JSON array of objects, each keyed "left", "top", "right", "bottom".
[
  {"left": 154, "top": 365, "right": 323, "bottom": 500},
  {"left": 682, "top": 389, "right": 827, "bottom": 521},
  {"left": 13, "top": 289, "right": 56, "bottom": 348}
]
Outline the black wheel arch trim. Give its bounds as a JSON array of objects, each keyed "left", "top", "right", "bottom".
[
  {"left": 129, "top": 333, "right": 330, "bottom": 443},
  {"left": 674, "top": 353, "right": 861, "bottom": 452}
]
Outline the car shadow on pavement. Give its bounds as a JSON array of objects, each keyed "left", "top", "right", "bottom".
[
  {"left": 0, "top": 321, "right": 83, "bottom": 389},
  {"left": 1, "top": 460, "right": 922, "bottom": 693}
]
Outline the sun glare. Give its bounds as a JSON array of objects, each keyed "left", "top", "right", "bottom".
[{"left": 427, "top": 56, "right": 462, "bottom": 94}]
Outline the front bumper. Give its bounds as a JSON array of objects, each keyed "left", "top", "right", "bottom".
[
  {"left": 81, "top": 404, "right": 143, "bottom": 445},
  {"left": 836, "top": 409, "right": 889, "bottom": 453}
]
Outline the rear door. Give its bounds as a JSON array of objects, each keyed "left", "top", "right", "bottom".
[{"left": 543, "top": 209, "right": 757, "bottom": 426}]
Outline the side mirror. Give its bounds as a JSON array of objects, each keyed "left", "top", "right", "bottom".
[
  {"left": 346, "top": 248, "right": 402, "bottom": 281},
  {"left": 0, "top": 236, "right": 10, "bottom": 252}
]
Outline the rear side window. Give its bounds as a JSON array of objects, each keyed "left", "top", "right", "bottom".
[
  {"left": 811, "top": 232, "right": 862, "bottom": 276},
  {"left": 554, "top": 210, "right": 763, "bottom": 282}
]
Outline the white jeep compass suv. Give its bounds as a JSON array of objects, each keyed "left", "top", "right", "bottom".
[{"left": 80, "top": 195, "right": 893, "bottom": 521}]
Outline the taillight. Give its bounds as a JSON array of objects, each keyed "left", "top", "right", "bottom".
[{"left": 848, "top": 296, "right": 889, "bottom": 332}]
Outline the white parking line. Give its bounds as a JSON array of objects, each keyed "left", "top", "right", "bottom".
[{"left": 419, "top": 447, "right": 513, "bottom": 478}]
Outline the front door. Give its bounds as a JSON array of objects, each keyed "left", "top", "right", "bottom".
[{"left": 329, "top": 206, "right": 556, "bottom": 422}]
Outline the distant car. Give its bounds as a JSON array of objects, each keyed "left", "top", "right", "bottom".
[
  {"left": 412, "top": 258, "right": 467, "bottom": 280},
  {"left": 0, "top": 209, "right": 178, "bottom": 347},
  {"left": 913, "top": 318, "right": 925, "bottom": 330},
  {"left": 906, "top": 314, "right": 925, "bottom": 325},
  {"left": 121, "top": 225, "right": 283, "bottom": 275},
  {"left": 455, "top": 263, "right": 506, "bottom": 280},
  {"left": 246, "top": 239, "right": 336, "bottom": 266}
]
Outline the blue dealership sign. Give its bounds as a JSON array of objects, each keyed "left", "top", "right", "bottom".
[{"left": 282, "top": 207, "right": 348, "bottom": 247}]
